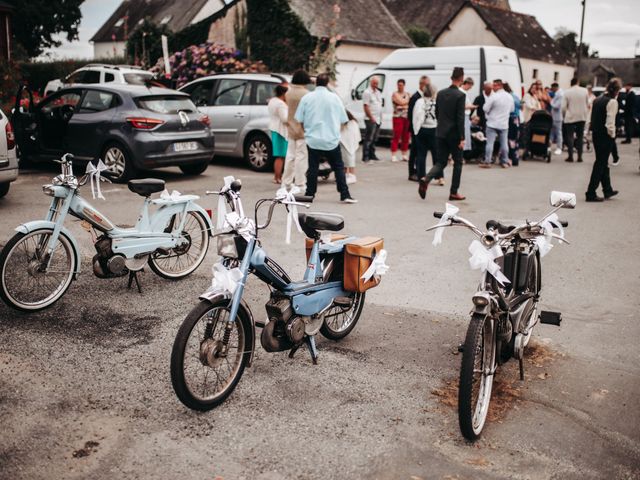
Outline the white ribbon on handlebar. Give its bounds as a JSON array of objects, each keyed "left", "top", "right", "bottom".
[
  {"left": 361, "top": 249, "right": 389, "bottom": 282},
  {"left": 208, "top": 262, "right": 243, "bottom": 295},
  {"left": 85, "top": 160, "right": 108, "bottom": 200},
  {"left": 276, "top": 186, "right": 303, "bottom": 244},
  {"left": 432, "top": 203, "right": 460, "bottom": 246},
  {"left": 216, "top": 175, "right": 238, "bottom": 230},
  {"left": 468, "top": 240, "right": 511, "bottom": 286},
  {"left": 536, "top": 213, "right": 564, "bottom": 258}
]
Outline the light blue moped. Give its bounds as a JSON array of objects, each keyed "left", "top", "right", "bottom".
[{"left": 0, "top": 154, "right": 213, "bottom": 311}]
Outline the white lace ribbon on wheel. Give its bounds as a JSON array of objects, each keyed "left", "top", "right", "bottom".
[
  {"left": 468, "top": 240, "right": 510, "bottom": 286},
  {"left": 432, "top": 203, "right": 460, "bottom": 246},
  {"left": 276, "top": 185, "right": 303, "bottom": 244},
  {"left": 85, "top": 160, "right": 108, "bottom": 200},
  {"left": 208, "top": 262, "right": 243, "bottom": 295},
  {"left": 361, "top": 249, "right": 389, "bottom": 282},
  {"left": 535, "top": 213, "right": 564, "bottom": 258}
]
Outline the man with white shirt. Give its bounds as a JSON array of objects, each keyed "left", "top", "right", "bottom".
[
  {"left": 481, "top": 79, "right": 514, "bottom": 168},
  {"left": 562, "top": 77, "right": 590, "bottom": 163},
  {"left": 362, "top": 76, "right": 383, "bottom": 163}
]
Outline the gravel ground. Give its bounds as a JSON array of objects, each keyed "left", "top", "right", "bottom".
[{"left": 1, "top": 144, "right": 639, "bottom": 479}]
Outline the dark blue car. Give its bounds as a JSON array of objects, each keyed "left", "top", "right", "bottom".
[{"left": 12, "top": 84, "right": 215, "bottom": 182}]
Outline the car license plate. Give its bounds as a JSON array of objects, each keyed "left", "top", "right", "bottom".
[{"left": 173, "top": 141, "right": 198, "bottom": 152}]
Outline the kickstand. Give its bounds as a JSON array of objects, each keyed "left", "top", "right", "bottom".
[
  {"left": 288, "top": 343, "right": 301, "bottom": 359},
  {"left": 305, "top": 336, "right": 319, "bottom": 365},
  {"left": 519, "top": 357, "right": 525, "bottom": 381},
  {"left": 127, "top": 270, "right": 142, "bottom": 293}
]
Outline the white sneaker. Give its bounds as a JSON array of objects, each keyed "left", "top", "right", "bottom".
[
  {"left": 554, "top": 148, "right": 562, "bottom": 155},
  {"left": 341, "top": 196, "right": 358, "bottom": 204},
  {"left": 610, "top": 157, "right": 621, "bottom": 167},
  {"left": 391, "top": 155, "right": 399, "bottom": 162},
  {"left": 346, "top": 173, "right": 357, "bottom": 184}
]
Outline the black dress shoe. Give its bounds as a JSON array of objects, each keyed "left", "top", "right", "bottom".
[
  {"left": 585, "top": 194, "right": 604, "bottom": 202},
  {"left": 418, "top": 177, "right": 430, "bottom": 199},
  {"left": 604, "top": 190, "right": 619, "bottom": 199},
  {"left": 408, "top": 174, "right": 419, "bottom": 182},
  {"left": 577, "top": 158, "right": 583, "bottom": 163},
  {"left": 565, "top": 157, "right": 574, "bottom": 163}
]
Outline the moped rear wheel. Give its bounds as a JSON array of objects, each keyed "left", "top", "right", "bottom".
[
  {"left": 319, "top": 292, "right": 365, "bottom": 341},
  {"left": 0, "top": 229, "right": 76, "bottom": 311},
  {"left": 171, "top": 299, "right": 252, "bottom": 411},
  {"left": 458, "top": 313, "right": 497, "bottom": 441},
  {"left": 149, "top": 211, "right": 210, "bottom": 279}
]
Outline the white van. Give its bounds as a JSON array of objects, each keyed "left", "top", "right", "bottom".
[{"left": 345, "top": 46, "right": 523, "bottom": 136}]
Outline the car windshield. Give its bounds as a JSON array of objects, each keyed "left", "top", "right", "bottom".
[
  {"left": 124, "top": 72, "right": 154, "bottom": 85},
  {"left": 137, "top": 96, "right": 196, "bottom": 114}
]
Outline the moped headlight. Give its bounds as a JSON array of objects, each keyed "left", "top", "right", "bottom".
[
  {"left": 472, "top": 293, "right": 490, "bottom": 307},
  {"left": 42, "top": 184, "right": 56, "bottom": 197},
  {"left": 217, "top": 234, "right": 239, "bottom": 258}
]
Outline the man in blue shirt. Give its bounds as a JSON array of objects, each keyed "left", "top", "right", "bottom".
[{"left": 295, "top": 73, "right": 357, "bottom": 203}]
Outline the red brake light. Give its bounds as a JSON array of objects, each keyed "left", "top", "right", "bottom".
[
  {"left": 126, "top": 117, "right": 165, "bottom": 130},
  {"left": 199, "top": 114, "right": 210, "bottom": 127},
  {"left": 521, "top": 86, "right": 525, "bottom": 99},
  {"left": 5, "top": 121, "right": 15, "bottom": 150}
]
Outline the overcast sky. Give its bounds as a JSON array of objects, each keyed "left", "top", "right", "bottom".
[{"left": 43, "top": 0, "right": 640, "bottom": 59}]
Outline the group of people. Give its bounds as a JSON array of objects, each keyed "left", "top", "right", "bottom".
[{"left": 267, "top": 70, "right": 359, "bottom": 204}]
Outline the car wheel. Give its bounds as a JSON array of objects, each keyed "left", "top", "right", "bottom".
[
  {"left": 0, "top": 183, "right": 9, "bottom": 198},
  {"left": 102, "top": 142, "right": 135, "bottom": 183},
  {"left": 179, "top": 161, "right": 209, "bottom": 175},
  {"left": 244, "top": 133, "right": 272, "bottom": 172}
]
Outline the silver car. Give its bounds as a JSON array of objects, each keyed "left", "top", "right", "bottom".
[
  {"left": 179, "top": 73, "right": 288, "bottom": 172},
  {"left": 0, "top": 108, "right": 18, "bottom": 198}
]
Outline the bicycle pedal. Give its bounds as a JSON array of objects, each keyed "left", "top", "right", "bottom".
[
  {"left": 539, "top": 311, "right": 562, "bottom": 326},
  {"left": 333, "top": 296, "right": 352, "bottom": 308}
]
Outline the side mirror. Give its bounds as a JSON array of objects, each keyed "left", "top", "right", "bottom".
[{"left": 550, "top": 191, "right": 576, "bottom": 209}]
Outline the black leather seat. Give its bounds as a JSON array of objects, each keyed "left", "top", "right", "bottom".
[
  {"left": 298, "top": 212, "right": 344, "bottom": 238},
  {"left": 128, "top": 179, "right": 166, "bottom": 197}
]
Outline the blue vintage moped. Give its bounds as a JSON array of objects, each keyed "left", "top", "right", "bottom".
[
  {"left": 0, "top": 154, "right": 213, "bottom": 311},
  {"left": 170, "top": 179, "right": 385, "bottom": 411}
]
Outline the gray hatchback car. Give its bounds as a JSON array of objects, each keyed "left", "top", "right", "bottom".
[
  {"left": 179, "top": 73, "right": 288, "bottom": 172},
  {"left": 12, "top": 84, "right": 215, "bottom": 182}
]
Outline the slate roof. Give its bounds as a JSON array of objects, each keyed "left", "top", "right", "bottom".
[
  {"left": 579, "top": 58, "right": 640, "bottom": 86},
  {"left": 383, "top": 0, "right": 571, "bottom": 65},
  {"left": 90, "top": 0, "right": 218, "bottom": 43},
  {"left": 289, "top": 0, "right": 414, "bottom": 49}
]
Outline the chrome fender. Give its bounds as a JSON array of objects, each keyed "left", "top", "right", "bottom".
[
  {"left": 198, "top": 290, "right": 256, "bottom": 367},
  {"left": 15, "top": 221, "right": 81, "bottom": 276}
]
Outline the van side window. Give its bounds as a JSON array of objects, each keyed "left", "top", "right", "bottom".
[
  {"left": 354, "top": 74, "right": 386, "bottom": 100},
  {"left": 532, "top": 69, "right": 538, "bottom": 80}
]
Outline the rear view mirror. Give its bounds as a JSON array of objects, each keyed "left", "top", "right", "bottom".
[{"left": 550, "top": 191, "right": 576, "bottom": 208}]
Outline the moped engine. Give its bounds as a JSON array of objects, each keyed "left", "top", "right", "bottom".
[
  {"left": 92, "top": 235, "right": 129, "bottom": 278},
  {"left": 261, "top": 296, "right": 302, "bottom": 352}
]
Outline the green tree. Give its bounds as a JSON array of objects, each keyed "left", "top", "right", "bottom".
[
  {"left": 554, "top": 27, "right": 595, "bottom": 61},
  {"left": 406, "top": 26, "right": 433, "bottom": 48},
  {"left": 125, "top": 18, "right": 172, "bottom": 68},
  {"left": 7, "top": 0, "right": 84, "bottom": 59}
]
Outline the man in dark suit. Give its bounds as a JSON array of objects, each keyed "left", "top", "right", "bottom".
[
  {"left": 407, "top": 75, "right": 428, "bottom": 181},
  {"left": 419, "top": 67, "right": 467, "bottom": 201},
  {"left": 621, "top": 82, "right": 636, "bottom": 144}
]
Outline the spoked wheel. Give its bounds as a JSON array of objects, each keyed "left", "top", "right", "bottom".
[
  {"left": 320, "top": 292, "right": 365, "bottom": 340},
  {"left": 171, "top": 300, "right": 252, "bottom": 411},
  {"left": 458, "top": 313, "right": 497, "bottom": 441},
  {"left": 521, "top": 254, "right": 541, "bottom": 348},
  {"left": 148, "top": 211, "right": 210, "bottom": 279},
  {"left": 0, "top": 229, "right": 76, "bottom": 311}
]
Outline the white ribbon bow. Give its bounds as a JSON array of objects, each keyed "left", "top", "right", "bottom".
[
  {"left": 85, "top": 160, "right": 108, "bottom": 200},
  {"left": 208, "top": 262, "right": 243, "bottom": 295},
  {"left": 361, "top": 249, "right": 389, "bottom": 282},
  {"left": 216, "top": 175, "right": 239, "bottom": 230},
  {"left": 276, "top": 185, "right": 303, "bottom": 244},
  {"left": 160, "top": 189, "right": 183, "bottom": 201},
  {"left": 536, "top": 213, "right": 564, "bottom": 258},
  {"left": 468, "top": 240, "right": 511, "bottom": 286},
  {"left": 432, "top": 203, "right": 460, "bottom": 246},
  {"left": 224, "top": 211, "right": 255, "bottom": 241}
]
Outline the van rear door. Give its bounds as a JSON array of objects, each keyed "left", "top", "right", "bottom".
[{"left": 482, "top": 47, "right": 522, "bottom": 100}]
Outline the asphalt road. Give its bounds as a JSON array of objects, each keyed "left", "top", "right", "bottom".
[{"left": 1, "top": 144, "right": 639, "bottom": 480}]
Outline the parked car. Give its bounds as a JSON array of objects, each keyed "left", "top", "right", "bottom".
[
  {"left": 0, "top": 108, "right": 18, "bottom": 197},
  {"left": 44, "top": 64, "right": 155, "bottom": 97},
  {"left": 179, "top": 73, "right": 289, "bottom": 172},
  {"left": 12, "top": 84, "right": 214, "bottom": 182}
]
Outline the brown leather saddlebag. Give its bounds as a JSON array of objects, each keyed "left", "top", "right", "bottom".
[
  {"left": 343, "top": 237, "right": 384, "bottom": 293},
  {"left": 305, "top": 234, "right": 348, "bottom": 260}
]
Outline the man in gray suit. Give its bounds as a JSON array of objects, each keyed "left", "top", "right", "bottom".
[{"left": 419, "top": 66, "right": 467, "bottom": 201}]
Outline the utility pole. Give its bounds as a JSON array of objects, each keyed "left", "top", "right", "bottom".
[{"left": 576, "top": 0, "right": 586, "bottom": 79}]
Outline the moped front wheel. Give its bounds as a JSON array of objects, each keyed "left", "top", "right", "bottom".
[
  {"left": 320, "top": 292, "right": 365, "bottom": 341},
  {"left": 0, "top": 229, "right": 76, "bottom": 311},
  {"left": 458, "top": 313, "right": 497, "bottom": 441},
  {"left": 149, "top": 211, "right": 210, "bottom": 279},
  {"left": 171, "top": 299, "right": 252, "bottom": 411}
]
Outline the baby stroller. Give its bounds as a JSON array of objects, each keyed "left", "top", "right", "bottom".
[{"left": 524, "top": 109, "right": 553, "bottom": 162}]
